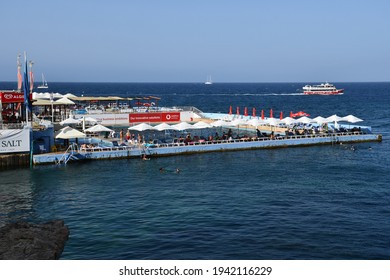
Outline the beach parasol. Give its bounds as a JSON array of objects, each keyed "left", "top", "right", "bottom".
[
  {"left": 84, "top": 124, "right": 113, "bottom": 133},
  {"left": 340, "top": 115, "right": 363, "bottom": 123},
  {"left": 128, "top": 123, "right": 154, "bottom": 131},
  {"left": 171, "top": 122, "right": 193, "bottom": 131},
  {"left": 211, "top": 119, "right": 230, "bottom": 127},
  {"left": 59, "top": 117, "right": 80, "bottom": 126},
  {"left": 55, "top": 96, "right": 75, "bottom": 105},
  {"left": 281, "top": 117, "right": 298, "bottom": 125},
  {"left": 192, "top": 121, "right": 213, "bottom": 129},
  {"left": 55, "top": 126, "right": 86, "bottom": 139},
  {"left": 153, "top": 122, "right": 175, "bottom": 131},
  {"left": 296, "top": 116, "right": 313, "bottom": 124},
  {"left": 266, "top": 118, "right": 280, "bottom": 126},
  {"left": 313, "top": 116, "right": 327, "bottom": 124}
]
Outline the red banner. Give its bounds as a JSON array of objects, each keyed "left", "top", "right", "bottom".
[
  {"left": 0, "top": 92, "right": 25, "bottom": 103},
  {"left": 129, "top": 112, "right": 181, "bottom": 123}
]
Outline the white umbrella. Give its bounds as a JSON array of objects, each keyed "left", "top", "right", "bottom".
[
  {"left": 211, "top": 119, "right": 230, "bottom": 127},
  {"left": 84, "top": 116, "right": 98, "bottom": 123},
  {"left": 128, "top": 123, "right": 154, "bottom": 131},
  {"left": 281, "top": 117, "right": 298, "bottom": 125},
  {"left": 246, "top": 118, "right": 263, "bottom": 127},
  {"left": 340, "top": 114, "right": 363, "bottom": 123},
  {"left": 153, "top": 122, "right": 175, "bottom": 131},
  {"left": 171, "top": 122, "right": 193, "bottom": 131},
  {"left": 85, "top": 124, "right": 113, "bottom": 133},
  {"left": 230, "top": 118, "right": 247, "bottom": 126},
  {"left": 192, "top": 121, "right": 213, "bottom": 129},
  {"left": 296, "top": 116, "right": 313, "bottom": 124},
  {"left": 64, "top": 93, "right": 77, "bottom": 99},
  {"left": 313, "top": 116, "right": 327, "bottom": 124},
  {"left": 266, "top": 118, "right": 280, "bottom": 126},
  {"left": 55, "top": 96, "right": 75, "bottom": 105},
  {"left": 59, "top": 117, "right": 80, "bottom": 126},
  {"left": 326, "top": 114, "right": 343, "bottom": 122},
  {"left": 55, "top": 126, "right": 86, "bottom": 139}
]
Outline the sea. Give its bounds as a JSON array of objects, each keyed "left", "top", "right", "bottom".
[{"left": 0, "top": 82, "right": 389, "bottom": 260}]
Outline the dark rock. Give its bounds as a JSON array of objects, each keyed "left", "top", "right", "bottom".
[{"left": 0, "top": 220, "right": 69, "bottom": 260}]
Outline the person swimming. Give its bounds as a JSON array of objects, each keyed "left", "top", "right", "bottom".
[{"left": 159, "top": 167, "right": 181, "bottom": 173}]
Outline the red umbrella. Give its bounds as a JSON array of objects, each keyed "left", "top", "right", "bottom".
[
  {"left": 244, "top": 107, "right": 248, "bottom": 116},
  {"left": 261, "top": 109, "right": 264, "bottom": 120},
  {"left": 270, "top": 108, "right": 273, "bottom": 118},
  {"left": 280, "top": 111, "right": 283, "bottom": 120},
  {"left": 228, "top": 106, "right": 232, "bottom": 115},
  {"left": 291, "top": 111, "right": 310, "bottom": 118},
  {"left": 236, "top": 106, "right": 240, "bottom": 115},
  {"left": 252, "top": 107, "right": 256, "bottom": 117}
]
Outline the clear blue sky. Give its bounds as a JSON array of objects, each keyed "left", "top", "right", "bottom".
[{"left": 1, "top": 0, "right": 389, "bottom": 82}]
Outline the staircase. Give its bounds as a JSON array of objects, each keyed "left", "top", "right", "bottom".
[{"left": 56, "top": 143, "right": 86, "bottom": 165}]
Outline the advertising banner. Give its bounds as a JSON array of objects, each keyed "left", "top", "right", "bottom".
[
  {"left": 129, "top": 112, "right": 181, "bottom": 123},
  {"left": 0, "top": 128, "right": 30, "bottom": 153},
  {"left": 0, "top": 92, "right": 25, "bottom": 103}
]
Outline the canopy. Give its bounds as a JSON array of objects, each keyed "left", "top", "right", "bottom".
[
  {"left": 171, "top": 122, "right": 193, "bottom": 131},
  {"left": 280, "top": 117, "right": 298, "bottom": 125},
  {"left": 128, "top": 123, "right": 154, "bottom": 131},
  {"left": 340, "top": 114, "right": 363, "bottom": 123},
  {"left": 246, "top": 118, "right": 265, "bottom": 127},
  {"left": 326, "top": 114, "right": 344, "bottom": 122},
  {"left": 192, "top": 121, "right": 213, "bottom": 129},
  {"left": 33, "top": 99, "right": 54, "bottom": 106},
  {"left": 266, "top": 118, "right": 280, "bottom": 126},
  {"left": 296, "top": 116, "right": 313, "bottom": 124},
  {"left": 85, "top": 124, "right": 113, "bottom": 133},
  {"left": 153, "top": 122, "right": 175, "bottom": 131},
  {"left": 211, "top": 119, "right": 230, "bottom": 127},
  {"left": 83, "top": 116, "right": 98, "bottom": 124},
  {"left": 59, "top": 117, "right": 80, "bottom": 126},
  {"left": 230, "top": 118, "right": 247, "bottom": 126},
  {"left": 55, "top": 126, "right": 86, "bottom": 139},
  {"left": 55, "top": 96, "right": 75, "bottom": 105},
  {"left": 313, "top": 116, "right": 327, "bottom": 124}
]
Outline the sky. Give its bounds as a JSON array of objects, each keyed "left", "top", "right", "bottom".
[{"left": 1, "top": 0, "right": 389, "bottom": 82}]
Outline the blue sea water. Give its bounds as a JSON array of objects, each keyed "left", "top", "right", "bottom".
[{"left": 1, "top": 82, "right": 390, "bottom": 259}]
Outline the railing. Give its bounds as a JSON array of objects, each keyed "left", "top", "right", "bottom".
[
  {"left": 56, "top": 143, "right": 80, "bottom": 165},
  {"left": 74, "top": 131, "right": 369, "bottom": 154}
]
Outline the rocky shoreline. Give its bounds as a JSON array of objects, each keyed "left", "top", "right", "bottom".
[{"left": 0, "top": 220, "right": 69, "bottom": 260}]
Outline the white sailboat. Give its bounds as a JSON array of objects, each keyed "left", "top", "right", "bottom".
[
  {"left": 205, "top": 75, "right": 213, "bottom": 85},
  {"left": 37, "top": 73, "right": 48, "bottom": 89}
]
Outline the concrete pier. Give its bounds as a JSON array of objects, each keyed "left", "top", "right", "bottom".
[{"left": 0, "top": 153, "right": 30, "bottom": 170}]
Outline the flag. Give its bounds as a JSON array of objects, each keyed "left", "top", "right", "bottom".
[
  {"left": 29, "top": 69, "right": 34, "bottom": 92},
  {"left": 23, "top": 53, "right": 32, "bottom": 112}
]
